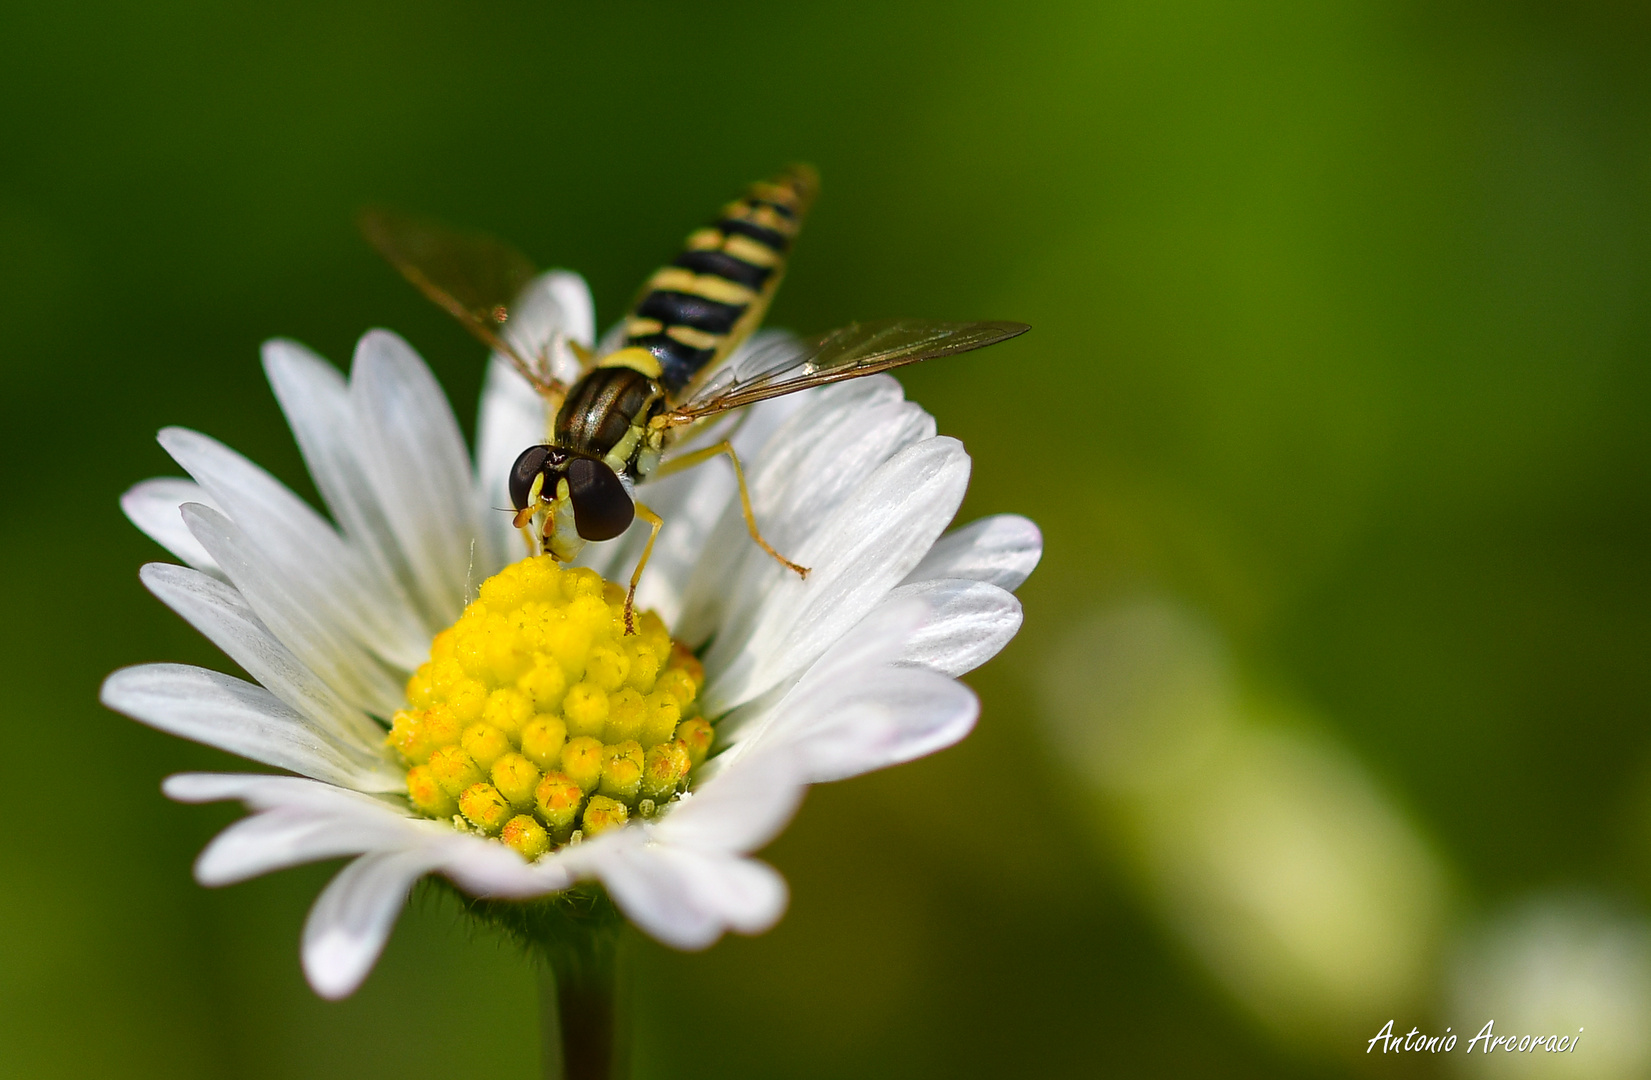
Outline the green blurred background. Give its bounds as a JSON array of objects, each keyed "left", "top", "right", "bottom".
[{"left": 3, "top": 1, "right": 1650, "bottom": 1077}]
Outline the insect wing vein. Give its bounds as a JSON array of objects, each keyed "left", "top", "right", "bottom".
[
  {"left": 358, "top": 207, "right": 549, "bottom": 386},
  {"left": 664, "top": 318, "right": 1029, "bottom": 423}
]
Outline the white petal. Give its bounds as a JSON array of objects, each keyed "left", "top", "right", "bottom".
[
  {"left": 719, "top": 599, "right": 979, "bottom": 782},
  {"left": 262, "top": 339, "right": 432, "bottom": 666},
  {"left": 140, "top": 563, "right": 387, "bottom": 750},
  {"left": 434, "top": 833, "right": 585, "bottom": 897},
  {"left": 498, "top": 270, "right": 596, "bottom": 380},
  {"left": 676, "top": 375, "right": 929, "bottom": 646},
  {"left": 597, "top": 842, "right": 787, "bottom": 950},
  {"left": 194, "top": 803, "right": 423, "bottom": 886},
  {"left": 164, "top": 771, "right": 406, "bottom": 812},
  {"left": 350, "top": 330, "right": 489, "bottom": 625},
  {"left": 708, "top": 599, "right": 925, "bottom": 765},
  {"left": 653, "top": 747, "right": 805, "bottom": 854},
  {"left": 120, "top": 478, "right": 223, "bottom": 575},
  {"left": 783, "top": 669, "right": 977, "bottom": 783},
  {"left": 593, "top": 844, "right": 712, "bottom": 945},
  {"left": 702, "top": 436, "right": 971, "bottom": 714},
  {"left": 782, "top": 593, "right": 931, "bottom": 688},
  {"left": 545, "top": 272, "right": 596, "bottom": 348},
  {"left": 183, "top": 503, "right": 405, "bottom": 718},
  {"left": 674, "top": 851, "right": 788, "bottom": 936},
  {"left": 476, "top": 355, "right": 548, "bottom": 569},
  {"left": 883, "top": 578, "right": 1024, "bottom": 677},
  {"left": 157, "top": 426, "right": 424, "bottom": 675},
  {"left": 594, "top": 385, "right": 811, "bottom": 625},
  {"left": 168, "top": 772, "right": 587, "bottom": 901},
  {"left": 734, "top": 375, "right": 928, "bottom": 558},
  {"left": 902, "top": 514, "right": 1043, "bottom": 591},
  {"left": 303, "top": 849, "right": 442, "bottom": 998},
  {"left": 102, "top": 666, "right": 403, "bottom": 791}
]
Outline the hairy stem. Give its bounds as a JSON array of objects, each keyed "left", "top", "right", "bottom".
[{"left": 431, "top": 880, "right": 626, "bottom": 1080}]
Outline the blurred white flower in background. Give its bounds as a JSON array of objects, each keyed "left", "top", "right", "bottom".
[
  {"left": 1449, "top": 894, "right": 1651, "bottom": 1080},
  {"left": 1039, "top": 598, "right": 1451, "bottom": 1051}
]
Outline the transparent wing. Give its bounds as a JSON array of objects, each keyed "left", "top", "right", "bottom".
[
  {"left": 662, "top": 318, "right": 1030, "bottom": 424},
  {"left": 358, "top": 207, "right": 551, "bottom": 389}
]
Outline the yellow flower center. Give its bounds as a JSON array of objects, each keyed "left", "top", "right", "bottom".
[{"left": 387, "top": 556, "right": 711, "bottom": 858}]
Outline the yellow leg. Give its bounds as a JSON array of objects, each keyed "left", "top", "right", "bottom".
[
  {"left": 654, "top": 440, "right": 809, "bottom": 579},
  {"left": 625, "top": 501, "right": 665, "bottom": 635},
  {"left": 514, "top": 474, "right": 547, "bottom": 557}
]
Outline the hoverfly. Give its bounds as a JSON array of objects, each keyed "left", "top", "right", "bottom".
[{"left": 361, "top": 166, "right": 1029, "bottom": 631}]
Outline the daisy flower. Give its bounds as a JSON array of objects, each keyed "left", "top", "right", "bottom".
[{"left": 101, "top": 270, "right": 1040, "bottom": 1007}]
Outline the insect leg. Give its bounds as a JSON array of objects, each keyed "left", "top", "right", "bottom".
[
  {"left": 653, "top": 440, "right": 809, "bottom": 579},
  {"left": 513, "top": 472, "right": 547, "bottom": 556},
  {"left": 626, "top": 501, "right": 665, "bottom": 635}
]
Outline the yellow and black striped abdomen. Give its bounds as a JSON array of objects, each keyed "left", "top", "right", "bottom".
[{"left": 622, "top": 165, "right": 818, "bottom": 393}]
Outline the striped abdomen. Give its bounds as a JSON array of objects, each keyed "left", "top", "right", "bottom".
[{"left": 622, "top": 165, "right": 818, "bottom": 393}]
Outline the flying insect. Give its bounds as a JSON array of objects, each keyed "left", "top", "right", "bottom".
[{"left": 361, "top": 166, "right": 1029, "bottom": 631}]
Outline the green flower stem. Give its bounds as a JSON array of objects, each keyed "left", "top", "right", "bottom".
[
  {"left": 540, "top": 931, "right": 619, "bottom": 1080},
  {"left": 435, "top": 880, "right": 627, "bottom": 1080}
]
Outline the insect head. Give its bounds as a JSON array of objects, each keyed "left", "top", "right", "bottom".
[{"left": 508, "top": 444, "right": 634, "bottom": 543}]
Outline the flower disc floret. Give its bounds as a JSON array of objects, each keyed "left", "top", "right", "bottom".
[{"left": 388, "top": 557, "right": 702, "bottom": 857}]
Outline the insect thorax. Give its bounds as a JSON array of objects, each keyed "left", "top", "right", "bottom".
[{"left": 553, "top": 366, "right": 666, "bottom": 478}]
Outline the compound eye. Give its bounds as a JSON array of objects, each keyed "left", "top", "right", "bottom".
[
  {"left": 566, "top": 458, "right": 634, "bottom": 541},
  {"left": 509, "top": 445, "right": 553, "bottom": 511}
]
